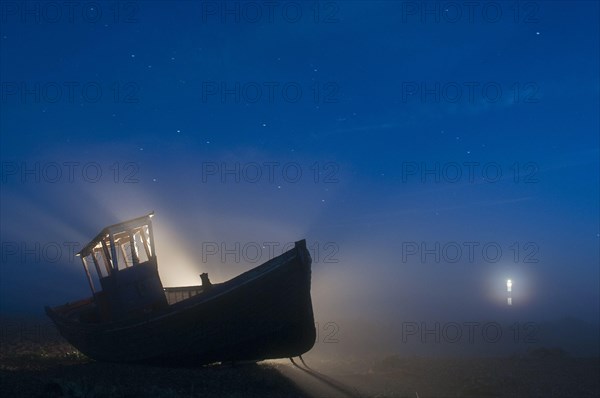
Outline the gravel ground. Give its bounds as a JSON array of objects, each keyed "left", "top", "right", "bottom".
[{"left": 1, "top": 318, "right": 598, "bottom": 398}]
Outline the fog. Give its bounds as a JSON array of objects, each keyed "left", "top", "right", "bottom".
[
  {"left": 1, "top": 144, "right": 598, "bottom": 359},
  {"left": 1, "top": 2, "right": 598, "bottom": 371}
]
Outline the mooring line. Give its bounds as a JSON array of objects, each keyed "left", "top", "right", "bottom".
[{"left": 289, "top": 356, "right": 362, "bottom": 398}]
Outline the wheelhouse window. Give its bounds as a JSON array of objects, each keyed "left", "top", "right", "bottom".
[{"left": 76, "top": 213, "right": 157, "bottom": 294}]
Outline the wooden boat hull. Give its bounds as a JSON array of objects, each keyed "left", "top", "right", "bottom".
[{"left": 46, "top": 240, "right": 316, "bottom": 365}]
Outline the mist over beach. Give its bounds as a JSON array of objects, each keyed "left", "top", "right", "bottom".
[{"left": 1, "top": 1, "right": 599, "bottom": 397}]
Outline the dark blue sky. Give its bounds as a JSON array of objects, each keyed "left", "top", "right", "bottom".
[{"left": 1, "top": 1, "right": 598, "bottom": 326}]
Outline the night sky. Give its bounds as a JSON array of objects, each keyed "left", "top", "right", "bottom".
[{"left": 1, "top": 0, "right": 598, "bottom": 337}]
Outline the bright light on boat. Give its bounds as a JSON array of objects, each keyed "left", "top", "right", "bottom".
[{"left": 506, "top": 279, "right": 512, "bottom": 292}]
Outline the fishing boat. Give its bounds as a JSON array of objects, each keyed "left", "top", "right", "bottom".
[{"left": 45, "top": 212, "right": 316, "bottom": 365}]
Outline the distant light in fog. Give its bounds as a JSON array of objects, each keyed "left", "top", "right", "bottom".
[{"left": 485, "top": 270, "right": 532, "bottom": 308}]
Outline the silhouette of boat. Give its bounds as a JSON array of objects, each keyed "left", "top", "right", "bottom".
[{"left": 45, "top": 212, "right": 316, "bottom": 365}]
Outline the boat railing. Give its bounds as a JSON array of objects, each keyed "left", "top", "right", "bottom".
[{"left": 163, "top": 286, "right": 205, "bottom": 305}]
